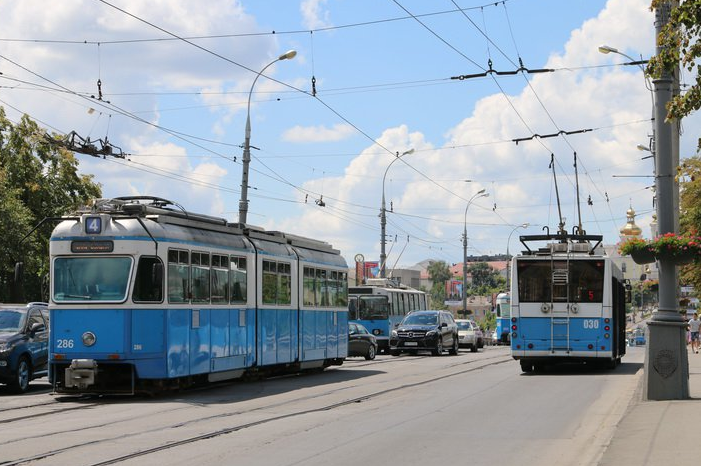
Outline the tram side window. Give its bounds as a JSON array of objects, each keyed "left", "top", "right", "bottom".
[
  {"left": 303, "top": 267, "right": 316, "bottom": 306},
  {"left": 336, "top": 271, "right": 346, "bottom": 307},
  {"left": 211, "top": 254, "right": 229, "bottom": 304},
  {"left": 230, "top": 256, "right": 247, "bottom": 304},
  {"left": 278, "top": 262, "right": 291, "bottom": 305},
  {"left": 317, "top": 269, "right": 329, "bottom": 306},
  {"left": 262, "top": 260, "right": 291, "bottom": 305},
  {"left": 329, "top": 271, "right": 339, "bottom": 306},
  {"left": 132, "top": 256, "right": 164, "bottom": 303},
  {"left": 191, "top": 252, "right": 210, "bottom": 303},
  {"left": 168, "top": 249, "right": 189, "bottom": 303}
]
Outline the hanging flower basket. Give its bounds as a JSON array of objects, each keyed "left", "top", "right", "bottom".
[
  {"left": 619, "top": 233, "right": 701, "bottom": 265},
  {"left": 630, "top": 248, "right": 656, "bottom": 264}
]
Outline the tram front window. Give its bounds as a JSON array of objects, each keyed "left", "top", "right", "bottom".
[
  {"left": 358, "top": 296, "right": 389, "bottom": 320},
  {"left": 53, "top": 257, "right": 132, "bottom": 302}
]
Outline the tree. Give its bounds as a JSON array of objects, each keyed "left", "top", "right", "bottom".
[
  {"left": 426, "top": 260, "right": 452, "bottom": 310},
  {"left": 648, "top": 1, "right": 701, "bottom": 148},
  {"left": 0, "top": 108, "right": 102, "bottom": 302},
  {"left": 466, "top": 262, "right": 505, "bottom": 296},
  {"left": 678, "top": 157, "right": 701, "bottom": 292}
]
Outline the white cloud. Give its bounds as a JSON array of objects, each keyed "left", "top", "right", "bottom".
[
  {"left": 300, "top": 0, "right": 332, "bottom": 30},
  {"left": 282, "top": 123, "right": 355, "bottom": 142}
]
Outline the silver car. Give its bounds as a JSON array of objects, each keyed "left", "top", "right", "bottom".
[{"left": 456, "top": 319, "right": 483, "bottom": 352}]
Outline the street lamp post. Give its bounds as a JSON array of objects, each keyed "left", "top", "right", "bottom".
[
  {"left": 505, "top": 223, "right": 529, "bottom": 292},
  {"left": 380, "top": 148, "right": 414, "bottom": 278},
  {"left": 238, "top": 50, "right": 297, "bottom": 225},
  {"left": 462, "top": 189, "right": 488, "bottom": 316}
]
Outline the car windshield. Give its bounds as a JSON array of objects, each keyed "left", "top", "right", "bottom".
[
  {"left": 0, "top": 310, "right": 25, "bottom": 332},
  {"left": 457, "top": 321, "right": 471, "bottom": 331},
  {"left": 402, "top": 313, "right": 438, "bottom": 326}
]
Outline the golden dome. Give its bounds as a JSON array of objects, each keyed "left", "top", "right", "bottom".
[{"left": 620, "top": 206, "right": 642, "bottom": 237}]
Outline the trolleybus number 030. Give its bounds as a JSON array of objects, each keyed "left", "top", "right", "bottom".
[
  {"left": 583, "top": 320, "right": 599, "bottom": 329},
  {"left": 56, "top": 339, "right": 75, "bottom": 349}
]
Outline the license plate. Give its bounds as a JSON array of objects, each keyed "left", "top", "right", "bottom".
[{"left": 404, "top": 342, "right": 418, "bottom": 346}]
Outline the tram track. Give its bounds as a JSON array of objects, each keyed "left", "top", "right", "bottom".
[{"left": 1, "top": 352, "right": 513, "bottom": 466}]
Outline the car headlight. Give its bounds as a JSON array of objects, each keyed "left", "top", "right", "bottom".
[
  {"left": 426, "top": 330, "right": 438, "bottom": 337},
  {"left": 391, "top": 329, "right": 398, "bottom": 338},
  {"left": 0, "top": 341, "right": 13, "bottom": 352}
]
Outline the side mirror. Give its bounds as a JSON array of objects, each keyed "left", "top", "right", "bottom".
[
  {"left": 441, "top": 322, "right": 447, "bottom": 328},
  {"left": 30, "top": 322, "right": 45, "bottom": 335}
]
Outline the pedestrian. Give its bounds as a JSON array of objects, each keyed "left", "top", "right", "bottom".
[{"left": 688, "top": 313, "right": 701, "bottom": 353}]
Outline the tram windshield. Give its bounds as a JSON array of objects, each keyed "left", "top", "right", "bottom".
[
  {"left": 53, "top": 257, "right": 132, "bottom": 302},
  {"left": 357, "top": 296, "right": 389, "bottom": 320},
  {"left": 517, "top": 260, "right": 604, "bottom": 303}
]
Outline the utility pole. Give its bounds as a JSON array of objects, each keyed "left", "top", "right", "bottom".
[{"left": 644, "top": 0, "right": 688, "bottom": 400}]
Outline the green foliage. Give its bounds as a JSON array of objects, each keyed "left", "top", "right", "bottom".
[
  {"left": 465, "top": 262, "right": 505, "bottom": 296},
  {"left": 648, "top": 0, "right": 701, "bottom": 148},
  {"left": 426, "top": 260, "right": 452, "bottom": 284},
  {"left": 679, "top": 156, "right": 701, "bottom": 293},
  {"left": 0, "top": 107, "right": 102, "bottom": 301}
]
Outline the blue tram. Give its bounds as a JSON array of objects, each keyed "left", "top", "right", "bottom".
[
  {"left": 510, "top": 234, "right": 628, "bottom": 372},
  {"left": 48, "top": 196, "right": 348, "bottom": 394}
]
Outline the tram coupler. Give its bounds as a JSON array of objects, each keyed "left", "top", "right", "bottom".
[{"left": 64, "top": 359, "right": 97, "bottom": 389}]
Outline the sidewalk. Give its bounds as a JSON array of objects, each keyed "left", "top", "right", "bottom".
[{"left": 599, "top": 344, "right": 701, "bottom": 466}]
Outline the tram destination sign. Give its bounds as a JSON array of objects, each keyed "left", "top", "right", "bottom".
[{"left": 71, "top": 240, "right": 114, "bottom": 253}]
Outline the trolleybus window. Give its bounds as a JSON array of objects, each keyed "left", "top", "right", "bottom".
[
  {"left": 168, "top": 249, "right": 189, "bottom": 303},
  {"left": 132, "top": 256, "right": 164, "bottom": 303},
  {"left": 229, "top": 256, "right": 247, "bottom": 304},
  {"left": 517, "top": 260, "right": 605, "bottom": 303},
  {"left": 53, "top": 256, "right": 132, "bottom": 302}
]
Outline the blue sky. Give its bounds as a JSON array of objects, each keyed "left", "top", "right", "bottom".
[{"left": 1, "top": 0, "right": 694, "bottom": 269}]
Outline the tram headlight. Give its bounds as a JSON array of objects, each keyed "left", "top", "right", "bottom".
[{"left": 82, "top": 331, "right": 97, "bottom": 347}]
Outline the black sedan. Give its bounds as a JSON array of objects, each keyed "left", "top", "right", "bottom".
[
  {"left": 348, "top": 322, "right": 377, "bottom": 360},
  {"left": 0, "top": 303, "right": 49, "bottom": 393}
]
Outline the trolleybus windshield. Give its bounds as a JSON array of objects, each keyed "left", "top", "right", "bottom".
[
  {"left": 517, "top": 260, "right": 604, "bottom": 303},
  {"left": 357, "top": 296, "right": 389, "bottom": 320},
  {"left": 53, "top": 257, "right": 132, "bottom": 302}
]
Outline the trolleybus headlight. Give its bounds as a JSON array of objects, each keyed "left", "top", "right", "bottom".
[{"left": 82, "top": 331, "right": 97, "bottom": 347}]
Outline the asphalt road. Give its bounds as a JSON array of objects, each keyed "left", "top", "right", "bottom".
[{"left": 0, "top": 345, "right": 645, "bottom": 466}]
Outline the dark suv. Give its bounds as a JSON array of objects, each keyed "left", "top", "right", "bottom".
[
  {"left": 390, "top": 310, "right": 459, "bottom": 356},
  {"left": 0, "top": 303, "right": 49, "bottom": 393}
]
